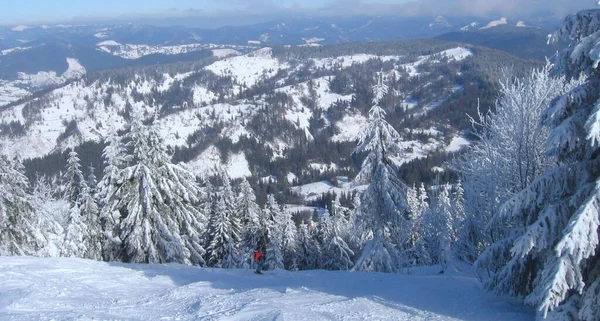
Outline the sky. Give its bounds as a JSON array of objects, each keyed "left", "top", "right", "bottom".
[{"left": 0, "top": 0, "right": 594, "bottom": 27}]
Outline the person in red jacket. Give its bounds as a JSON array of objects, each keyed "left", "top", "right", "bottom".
[{"left": 253, "top": 251, "right": 264, "bottom": 274}]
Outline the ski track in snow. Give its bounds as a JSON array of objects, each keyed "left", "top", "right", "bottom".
[{"left": 0, "top": 257, "right": 533, "bottom": 321}]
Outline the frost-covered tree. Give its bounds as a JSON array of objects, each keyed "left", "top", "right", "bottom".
[
  {"left": 280, "top": 206, "right": 298, "bottom": 270},
  {"left": 87, "top": 164, "right": 97, "bottom": 190},
  {"left": 454, "top": 63, "right": 582, "bottom": 263},
  {"left": 61, "top": 149, "right": 102, "bottom": 260},
  {"left": 322, "top": 210, "right": 354, "bottom": 270},
  {"left": 104, "top": 112, "right": 206, "bottom": 265},
  {"left": 79, "top": 180, "right": 102, "bottom": 260},
  {"left": 28, "top": 175, "right": 67, "bottom": 257},
  {"left": 296, "top": 221, "right": 321, "bottom": 270},
  {"left": 98, "top": 131, "right": 128, "bottom": 261},
  {"left": 476, "top": 6, "right": 600, "bottom": 320},
  {"left": 264, "top": 195, "right": 284, "bottom": 270},
  {"left": 352, "top": 72, "right": 410, "bottom": 273},
  {"left": 63, "top": 149, "right": 86, "bottom": 204},
  {"left": 237, "top": 179, "right": 263, "bottom": 268},
  {"left": 206, "top": 196, "right": 240, "bottom": 268},
  {"left": 61, "top": 205, "right": 87, "bottom": 257},
  {"left": 0, "top": 154, "right": 39, "bottom": 255}
]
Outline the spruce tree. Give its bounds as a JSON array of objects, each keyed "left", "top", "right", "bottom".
[
  {"left": 352, "top": 72, "right": 410, "bottom": 273},
  {"left": 476, "top": 5, "right": 600, "bottom": 319},
  {"left": 0, "top": 153, "right": 39, "bottom": 255},
  {"left": 104, "top": 112, "right": 206, "bottom": 265}
]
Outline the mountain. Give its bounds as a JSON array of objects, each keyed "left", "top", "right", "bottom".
[
  {"left": 436, "top": 25, "right": 561, "bottom": 60},
  {"left": 0, "top": 39, "right": 541, "bottom": 205}
]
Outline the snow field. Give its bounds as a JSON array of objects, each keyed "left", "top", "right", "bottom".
[{"left": 0, "top": 257, "right": 534, "bottom": 321}]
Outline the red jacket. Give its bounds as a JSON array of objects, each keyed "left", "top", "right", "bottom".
[{"left": 253, "top": 251, "right": 263, "bottom": 261}]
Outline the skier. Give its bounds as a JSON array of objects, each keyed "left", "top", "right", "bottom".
[{"left": 253, "top": 250, "right": 264, "bottom": 274}]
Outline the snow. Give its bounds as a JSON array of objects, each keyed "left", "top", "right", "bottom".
[
  {"left": 96, "top": 40, "right": 121, "bottom": 46},
  {"left": 212, "top": 48, "right": 241, "bottom": 58},
  {"left": 446, "top": 136, "right": 470, "bottom": 152},
  {"left": 460, "top": 22, "right": 479, "bottom": 31},
  {"left": 332, "top": 113, "right": 367, "bottom": 142},
  {"left": 440, "top": 47, "right": 473, "bottom": 62},
  {"left": 11, "top": 25, "right": 29, "bottom": 31},
  {"left": 312, "top": 55, "right": 398, "bottom": 70},
  {"left": 481, "top": 17, "right": 508, "bottom": 29},
  {"left": 187, "top": 146, "right": 251, "bottom": 179},
  {"left": 0, "top": 256, "right": 533, "bottom": 320},
  {"left": 206, "top": 48, "right": 289, "bottom": 93},
  {"left": 292, "top": 180, "right": 344, "bottom": 201},
  {"left": 15, "top": 57, "right": 86, "bottom": 88},
  {"left": 1, "top": 46, "right": 33, "bottom": 56}
]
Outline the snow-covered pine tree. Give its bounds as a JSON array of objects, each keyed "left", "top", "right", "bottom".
[
  {"left": 28, "top": 175, "right": 66, "bottom": 257},
  {"left": 87, "top": 163, "right": 97, "bottom": 190},
  {"left": 220, "top": 170, "right": 241, "bottom": 246},
  {"left": 79, "top": 178, "right": 102, "bottom": 260},
  {"left": 296, "top": 221, "right": 321, "bottom": 270},
  {"left": 104, "top": 111, "right": 206, "bottom": 265},
  {"left": 322, "top": 209, "right": 354, "bottom": 270},
  {"left": 61, "top": 149, "right": 102, "bottom": 260},
  {"left": 206, "top": 195, "right": 240, "bottom": 268},
  {"left": 0, "top": 153, "right": 39, "bottom": 256},
  {"left": 264, "top": 195, "right": 284, "bottom": 270},
  {"left": 352, "top": 71, "right": 410, "bottom": 273},
  {"left": 476, "top": 5, "right": 600, "bottom": 320},
  {"left": 63, "top": 149, "right": 86, "bottom": 204},
  {"left": 279, "top": 205, "right": 298, "bottom": 270},
  {"left": 61, "top": 204, "right": 87, "bottom": 257},
  {"left": 237, "top": 178, "right": 263, "bottom": 268},
  {"left": 97, "top": 131, "right": 128, "bottom": 261},
  {"left": 454, "top": 62, "right": 582, "bottom": 264}
]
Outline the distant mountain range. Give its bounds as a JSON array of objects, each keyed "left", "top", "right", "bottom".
[{"left": 0, "top": 15, "right": 560, "bottom": 107}]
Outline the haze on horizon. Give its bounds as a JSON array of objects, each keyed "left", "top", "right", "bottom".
[{"left": 0, "top": 0, "right": 594, "bottom": 28}]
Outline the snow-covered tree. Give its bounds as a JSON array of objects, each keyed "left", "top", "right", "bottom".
[
  {"left": 28, "top": 175, "right": 67, "bottom": 257},
  {"left": 352, "top": 72, "right": 410, "bottom": 273},
  {"left": 0, "top": 154, "right": 39, "bottom": 256},
  {"left": 206, "top": 196, "right": 240, "bottom": 268},
  {"left": 280, "top": 206, "right": 298, "bottom": 270},
  {"left": 61, "top": 205, "right": 87, "bottom": 257},
  {"left": 97, "top": 131, "right": 128, "bottom": 261},
  {"left": 63, "top": 149, "right": 86, "bottom": 204},
  {"left": 87, "top": 164, "right": 97, "bottom": 190},
  {"left": 237, "top": 179, "right": 263, "bottom": 268},
  {"left": 296, "top": 221, "right": 321, "bottom": 270},
  {"left": 61, "top": 149, "right": 102, "bottom": 260},
  {"left": 453, "top": 63, "right": 583, "bottom": 263},
  {"left": 104, "top": 112, "right": 206, "bottom": 265},
  {"left": 476, "top": 6, "right": 600, "bottom": 320},
  {"left": 79, "top": 179, "right": 102, "bottom": 260},
  {"left": 264, "top": 195, "right": 284, "bottom": 270},
  {"left": 322, "top": 209, "right": 354, "bottom": 270}
]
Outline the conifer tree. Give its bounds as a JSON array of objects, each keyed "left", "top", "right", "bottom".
[
  {"left": 98, "top": 131, "right": 128, "bottom": 261},
  {"left": 0, "top": 153, "right": 39, "bottom": 255},
  {"left": 476, "top": 5, "right": 600, "bottom": 319},
  {"left": 264, "top": 195, "right": 284, "bottom": 270},
  {"left": 352, "top": 71, "right": 410, "bottom": 273},
  {"left": 104, "top": 111, "right": 206, "bottom": 265},
  {"left": 238, "top": 178, "right": 263, "bottom": 268}
]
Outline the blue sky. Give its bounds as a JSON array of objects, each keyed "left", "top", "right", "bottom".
[{"left": 0, "top": 0, "right": 592, "bottom": 26}]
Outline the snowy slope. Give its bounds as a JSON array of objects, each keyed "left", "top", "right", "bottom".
[{"left": 0, "top": 257, "right": 533, "bottom": 321}]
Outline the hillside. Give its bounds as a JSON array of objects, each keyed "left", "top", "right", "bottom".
[
  {"left": 435, "top": 25, "right": 562, "bottom": 61},
  {"left": 0, "top": 256, "right": 533, "bottom": 320},
  {"left": 0, "top": 40, "right": 541, "bottom": 205}
]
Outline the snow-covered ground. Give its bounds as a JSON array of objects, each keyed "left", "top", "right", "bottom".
[{"left": 0, "top": 257, "right": 533, "bottom": 321}]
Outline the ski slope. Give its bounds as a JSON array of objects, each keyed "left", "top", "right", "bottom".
[{"left": 0, "top": 257, "right": 533, "bottom": 320}]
